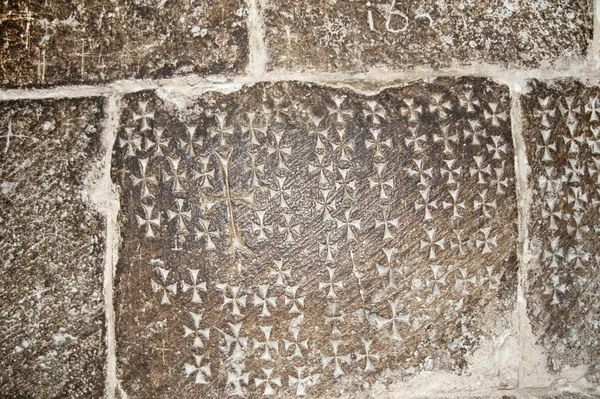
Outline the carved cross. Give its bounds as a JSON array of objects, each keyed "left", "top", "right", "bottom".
[
  {"left": 268, "top": 128, "right": 292, "bottom": 170},
  {"left": 131, "top": 158, "right": 157, "bottom": 199},
  {"left": 365, "top": 127, "right": 392, "bottom": 159},
  {"left": 184, "top": 354, "right": 211, "bottom": 384},
  {"left": 420, "top": 228, "right": 445, "bottom": 260},
  {"left": 163, "top": 156, "right": 187, "bottom": 193},
  {"left": 376, "top": 248, "right": 405, "bottom": 291},
  {"left": 319, "top": 232, "right": 338, "bottom": 263},
  {"left": 179, "top": 125, "right": 203, "bottom": 156},
  {"left": 133, "top": 101, "right": 155, "bottom": 132},
  {"left": 254, "top": 368, "right": 282, "bottom": 396},
  {"left": 252, "top": 326, "right": 279, "bottom": 361},
  {"left": 433, "top": 124, "right": 458, "bottom": 155},
  {"left": 222, "top": 322, "right": 248, "bottom": 362},
  {"left": 308, "top": 153, "right": 334, "bottom": 186},
  {"left": 355, "top": 339, "right": 380, "bottom": 372},
  {"left": 470, "top": 155, "right": 492, "bottom": 185},
  {"left": 137, "top": 204, "right": 161, "bottom": 238},
  {"left": 119, "top": 127, "right": 141, "bottom": 158},
  {"left": 253, "top": 284, "right": 277, "bottom": 317},
  {"left": 240, "top": 111, "right": 267, "bottom": 146},
  {"left": 373, "top": 298, "right": 410, "bottom": 341},
  {"left": 284, "top": 285, "right": 305, "bottom": 314},
  {"left": 167, "top": 198, "right": 191, "bottom": 234},
  {"left": 226, "top": 362, "right": 250, "bottom": 396},
  {"left": 183, "top": 311, "right": 210, "bottom": 348},
  {"left": 151, "top": 266, "right": 177, "bottom": 305},
  {"left": 484, "top": 102, "right": 508, "bottom": 126},
  {"left": 284, "top": 327, "right": 309, "bottom": 358},
  {"left": 319, "top": 267, "right": 344, "bottom": 299},
  {"left": 215, "top": 283, "right": 247, "bottom": 317},
  {"left": 336, "top": 210, "right": 361, "bottom": 242},
  {"left": 321, "top": 340, "right": 351, "bottom": 378},
  {"left": 181, "top": 269, "right": 207, "bottom": 304},
  {"left": 476, "top": 227, "right": 498, "bottom": 254},
  {"left": 204, "top": 149, "right": 255, "bottom": 254},
  {"left": 209, "top": 112, "right": 234, "bottom": 146},
  {"left": 440, "top": 159, "right": 462, "bottom": 185},
  {"left": 369, "top": 162, "right": 395, "bottom": 199},
  {"left": 375, "top": 207, "right": 400, "bottom": 240},
  {"left": 194, "top": 217, "right": 220, "bottom": 250}
]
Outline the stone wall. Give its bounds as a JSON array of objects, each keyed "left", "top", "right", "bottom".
[{"left": 0, "top": 1, "right": 599, "bottom": 398}]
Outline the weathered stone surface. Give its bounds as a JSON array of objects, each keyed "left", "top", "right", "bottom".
[
  {"left": 112, "top": 78, "right": 518, "bottom": 398},
  {"left": 0, "top": 98, "right": 106, "bottom": 397},
  {"left": 522, "top": 80, "right": 600, "bottom": 382},
  {"left": 264, "top": 0, "right": 592, "bottom": 73},
  {"left": 0, "top": 0, "right": 248, "bottom": 88}
]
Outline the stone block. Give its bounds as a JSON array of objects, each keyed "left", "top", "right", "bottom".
[
  {"left": 264, "top": 0, "right": 592, "bottom": 73},
  {"left": 112, "top": 78, "right": 518, "bottom": 397},
  {"left": 0, "top": 0, "right": 248, "bottom": 87},
  {"left": 522, "top": 79, "right": 600, "bottom": 383},
  {"left": 0, "top": 98, "right": 106, "bottom": 398}
]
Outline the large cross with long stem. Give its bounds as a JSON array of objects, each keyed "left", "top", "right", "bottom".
[{"left": 204, "top": 148, "right": 254, "bottom": 255}]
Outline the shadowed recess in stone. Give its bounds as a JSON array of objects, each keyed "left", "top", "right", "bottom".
[
  {"left": 0, "top": 98, "right": 106, "bottom": 398},
  {"left": 0, "top": 0, "right": 248, "bottom": 88},
  {"left": 112, "top": 78, "right": 518, "bottom": 398},
  {"left": 522, "top": 80, "right": 600, "bottom": 383},
  {"left": 264, "top": 0, "right": 592, "bottom": 73}
]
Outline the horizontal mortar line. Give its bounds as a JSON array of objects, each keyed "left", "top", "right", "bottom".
[
  {"left": 1, "top": 64, "right": 600, "bottom": 99},
  {"left": 375, "top": 384, "right": 591, "bottom": 399}
]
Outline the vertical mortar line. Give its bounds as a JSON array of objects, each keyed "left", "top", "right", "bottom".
[
  {"left": 246, "top": 0, "right": 267, "bottom": 79},
  {"left": 591, "top": 0, "right": 600, "bottom": 70},
  {"left": 100, "top": 94, "right": 121, "bottom": 399},
  {"left": 509, "top": 79, "right": 530, "bottom": 390}
]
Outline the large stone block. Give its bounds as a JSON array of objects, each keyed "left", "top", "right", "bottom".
[
  {"left": 264, "top": 0, "right": 592, "bottom": 73},
  {"left": 522, "top": 80, "right": 600, "bottom": 382},
  {"left": 0, "top": 98, "right": 106, "bottom": 398},
  {"left": 0, "top": 0, "right": 248, "bottom": 87},
  {"left": 112, "top": 78, "right": 518, "bottom": 398}
]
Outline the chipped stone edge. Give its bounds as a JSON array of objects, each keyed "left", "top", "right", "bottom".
[{"left": 87, "top": 94, "right": 121, "bottom": 399}]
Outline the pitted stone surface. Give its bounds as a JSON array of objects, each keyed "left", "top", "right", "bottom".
[
  {"left": 522, "top": 80, "right": 600, "bottom": 382},
  {"left": 0, "top": 98, "right": 106, "bottom": 398},
  {"left": 0, "top": 0, "right": 248, "bottom": 88},
  {"left": 112, "top": 78, "right": 518, "bottom": 398},
  {"left": 264, "top": 0, "right": 592, "bottom": 73}
]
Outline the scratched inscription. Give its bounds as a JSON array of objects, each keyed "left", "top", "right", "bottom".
[
  {"left": 0, "top": 0, "right": 247, "bottom": 87},
  {"left": 113, "top": 78, "right": 518, "bottom": 398},
  {"left": 264, "top": 0, "right": 592, "bottom": 72}
]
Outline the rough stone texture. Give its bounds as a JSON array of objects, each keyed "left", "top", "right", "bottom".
[
  {"left": 112, "top": 78, "right": 518, "bottom": 398},
  {"left": 0, "top": 0, "right": 248, "bottom": 88},
  {"left": 264, "top": 0, "right": 592, "bottom": 73},
  {"left": 522, "top": 80, "right": 600, "bottom": 383},
  {"left": 0, "top": 98, "right": 106, "bottom": 398}
]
